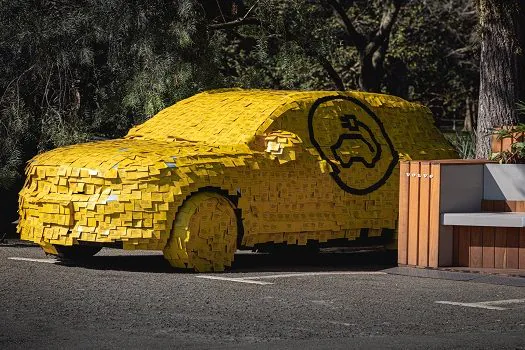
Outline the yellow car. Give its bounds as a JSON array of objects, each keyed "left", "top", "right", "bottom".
[{"left": 18, "top": 89, "right": 457, "bottom": 271}]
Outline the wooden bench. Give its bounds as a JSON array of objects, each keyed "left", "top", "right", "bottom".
[{"left": 398, "top": 160, "right": 525, "bottom": 270}]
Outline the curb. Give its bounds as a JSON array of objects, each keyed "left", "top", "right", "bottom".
[{"left": 384, "top": 266, "right": 525, "bottom": 287}]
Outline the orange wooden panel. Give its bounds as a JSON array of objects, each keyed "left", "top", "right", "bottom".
[
  {"left": 452, "top": 226, "right": 458, "bottom": 265},
  {"left": 506, "top": 201, "right": 517, "bottom": 212},
  {"left": 506, "top": 228, "right": 520, "bottom": 269},
  {"left": 482, "top": 226, "right": 495, "bottom": 268},
  {"left": 397, "top": 162, "right": 410, "bottom": 265},
  {"left": 501, "top": 137, "right": 513, "bottom": 154},
  {"left": 428, "top": 163, "right": 441, "bottom": 268},
  {"left": 469, "top": 226, "right": 483, "bottom": 268},
  {"left": 520, "top": 228, "right": 525, "bottom": 269},
  {"left": 407, "top": 162, "right": 420, "bottom": 266},
  {"left": 469, "top": 226, "right": 483, "bottom": 267},
  {"left": 458, "top": 226, "right": 471, "bottom": 267},
  {"left": 494, "top": 227, "right": 507, "bottom": 269},
  {"left": 429, "top": 159, "right": 495, "bottom": 165},
  {"left": 491, "top": 133, "right": 503, "bottom": 153},
  {"left": 490, "top": 128, "right": 524, "bottom": 153},
  {"left": 516, "top": 201, "right": 525, "bottom": 212},
  {"left": 418, "top": 162, "right": 431, "bottom": 267}
]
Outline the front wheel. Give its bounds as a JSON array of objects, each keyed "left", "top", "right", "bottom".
[{"left": 163, "top": 192, "right": 238, "bottom": 272}]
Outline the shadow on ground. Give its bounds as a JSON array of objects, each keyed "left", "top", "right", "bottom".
[{"left": 54, "top": 248, "right": 397, "bottom": 274}]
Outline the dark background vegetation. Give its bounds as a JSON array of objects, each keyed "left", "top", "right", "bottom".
[{"left": 1, "top": 0, "right": 521, "bottom": 237}]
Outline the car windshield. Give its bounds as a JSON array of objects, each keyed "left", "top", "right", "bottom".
[{"left": 125, "top": 90, "right": 296, "bottom": 145}]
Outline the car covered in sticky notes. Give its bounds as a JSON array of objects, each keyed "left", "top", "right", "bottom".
[{"left": 18, "top": 89, "right": 457, "bottom": 271}]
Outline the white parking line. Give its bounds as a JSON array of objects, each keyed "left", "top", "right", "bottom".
[
  {"left": 435, "top": 301, "right": 507, "bottom": 310},
  {"left": 8, "top": 257, "right": 59, "bottom": 264},
  {"left": 195, "top": 275, "right": 273, "bottom": 285},
  {"left": 196, "top": 271, "right": 385, "bottom": 285},
  {"left": 436, "top": 298, "right": 525, "bottom": 311},
  {"left": 477, "top": 298, "right": 525, "bottom": 306},
  {"left": 248, "top": 271, "right": 387, "bottom": 280}
]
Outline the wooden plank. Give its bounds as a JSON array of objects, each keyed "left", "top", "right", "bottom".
[
  {"left": 458, "top": 226, "right": 471, "bottom": 267},
  {"left": 515, "top": 201, "right": 525, "bottom": 213},
  {"left": 453, "top": 226, "right": 460, "bottom": 266},
  {"left": 506, "top": 200, "right": 517, "bottom": 212},
  {"left": 520, "top": 228, "right": 525, "bottom": 270},
  {"left": 428, "top": 164, "right": 441, "bottom": 268},
  {"left": 501, "top": 136, "right": 513, "bottom": 154},
  {"left": 418, "top": 162, "right": 431, "bottom": 267},
  {"left": 493, "top": 200, "right": 506, "bottom": 212},
  {"left": 506, "top": 228, "right": 520, "bottom": 269},
  {"left": 482, "top": 226, "right": 495, "bottom": 268},
  {"left": 407, "top": 162, "right": 420, "bottom": 266},
  {"left": 397, "top": 162, "right": 410, "bottom": 265},
  {"left": 469, "top": 226, "right": 483, "bottom": 268},
  {"left": 481, "top": 200, "right": 492, "bottom": 212},
  {"left": 491, "top": 132, "right": 503, "bottom": 153},
  {"left": 438, "top": 225, "right": 453, "bottom": 267},
  {"left": 429, "top": 159, "right": 495, "bottom": 165},
  {"left": 494, "top": 227, "right": 507, "bottom": 269}
]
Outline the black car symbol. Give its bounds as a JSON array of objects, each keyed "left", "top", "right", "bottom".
[{"left": 330, "top": 114, "right": 382, "bottom": 168}]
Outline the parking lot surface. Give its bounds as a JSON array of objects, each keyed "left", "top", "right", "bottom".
[{"left": 1, "top": 244, "right": 524, "bottom": 349}]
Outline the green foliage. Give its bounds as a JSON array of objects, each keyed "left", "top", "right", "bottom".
[
  {"left": 211, "top": 1, "right": 337, "bottom": 90},
  {"left": 0, "top": 0, "right": 482, "bottom": 190},
  {"left": 490, "top": 102, "right": 525, "bottom": 163},
  {"left": 388, "top": 1, "right": 479, "bottom": 121},
  {"left": 0, "top": 0, "right": 219, "bottom": 189},
  {"left": 211, "top": 0, "right": 479, "bottom": 122},
  {"left": 444, "top": 131, "right": 476, "bottom": 159},
  {"left": 518, "top": 101, "right": 525, "bottom": 116}
]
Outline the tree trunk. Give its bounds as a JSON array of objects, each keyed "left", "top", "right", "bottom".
[
  {"left": 475, "top": 0, "right": 525, "bottom": 158},
  {"left": 359, "top": 53, "right": 382, "bottom": 92},
  {"left": 463, "top": 97, "right": 473, "bottom": 132}
]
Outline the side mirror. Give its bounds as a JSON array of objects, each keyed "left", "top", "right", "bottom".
[{"left": 262, "top": 131, "right": 303, "bottom": 164}]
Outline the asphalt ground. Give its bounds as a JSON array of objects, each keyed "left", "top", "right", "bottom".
[{"left": 1, "top": 243, "right": 524, "bottom": 349}]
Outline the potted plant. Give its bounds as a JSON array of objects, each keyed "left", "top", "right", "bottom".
[{"left": 490, "top": 101, "right": 525, "bottom": 161}]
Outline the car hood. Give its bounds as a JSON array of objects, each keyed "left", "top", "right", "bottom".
[{"left": 27, "top": 138, "right": 253, "bottom": 181}]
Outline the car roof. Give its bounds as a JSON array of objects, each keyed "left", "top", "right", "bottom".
[{"left": 124, "top": 89, "right": 413, "bottom": 145}]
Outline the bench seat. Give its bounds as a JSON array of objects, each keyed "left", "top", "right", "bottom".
[{"left": 442, "top": 212, "right": 525, "bottom": 227}]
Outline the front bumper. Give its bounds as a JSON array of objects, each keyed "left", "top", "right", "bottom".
[{"left": 18, "top": 169, "right": 176, "bottom": 250}]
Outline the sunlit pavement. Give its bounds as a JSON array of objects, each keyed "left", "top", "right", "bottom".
[{"left": 1, "top": 242, "right": 524, "bottom": 349}]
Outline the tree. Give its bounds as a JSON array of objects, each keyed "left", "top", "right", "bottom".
[
  {"left": 0, "top": 0, "right": 218, "bottom": 190},
  {"left": 205, "top": 0, "right": 407, "bottom": 92},
  {"left": 0, "top": 0, "right": 219, "bottom": 235},
  {"left": 206, "top": 0, "right": 479, "bottom": 127},
  {"left": 327, "top": 0, "right": 406, "bottom": 92},
  {"left": 475, "top": 0, "right": 525, "bottom": 158}
]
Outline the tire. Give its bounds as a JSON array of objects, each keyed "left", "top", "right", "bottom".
[
  {"left": 53, "top": 245, "right": 102, "bottom": 260},
  {"left": 163, "top": 192, "right": 238, "bottom": 272}
]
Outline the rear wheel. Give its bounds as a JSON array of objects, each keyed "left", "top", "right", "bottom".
[
  {"left": 53, "top": 245, "right": 102, "bottom": 260},
  {"left": 163, "top": 192, "right": 238, "bottom": 272}
]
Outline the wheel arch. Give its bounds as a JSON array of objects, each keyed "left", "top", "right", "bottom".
[{"left": 175, "top": 186, "right": 245, "bottom": 248}]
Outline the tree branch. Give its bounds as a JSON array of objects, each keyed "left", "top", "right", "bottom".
[
  {"left": 315, "top": 54, "right": 346, "bottom": 90},
  {"left": 207, "top": 0, "right": 260, "bottom": 31},
  {"left": 327, "top": 0, "right": 366, "bottom": 50},
  {"left": 207, "top": 0, "right": 345, "bottom": 90},
  {"left": 207, "top": 16, "right": 260, "bottom": 30},
  {"left": 366, "top": 0, "right": 404, "bottom": 57}
]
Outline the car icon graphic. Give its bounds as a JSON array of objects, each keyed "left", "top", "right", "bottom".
[
  {"left": 18, "top": 89, "right": 457, "bottom": 272},
  {"left": 330, "top": 114, "right": 382, "bottom": 169}
]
